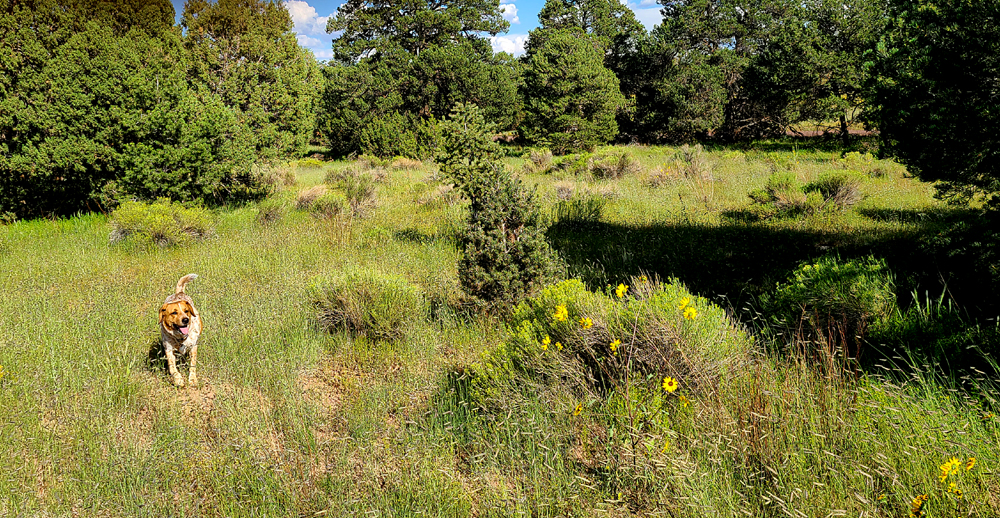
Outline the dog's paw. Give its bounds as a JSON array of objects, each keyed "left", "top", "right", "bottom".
[
  {"left": 187, "top": 375, "right": 198, "bottom": 387},
  {"left": 172, "top": 374, "right": 185, "bottom": 387}
]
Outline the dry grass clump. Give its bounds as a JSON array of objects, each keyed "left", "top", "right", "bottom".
[
  {"left": 523, "top": 149, "right": 554, "bottom": 174},
  {"left": 308, "top": 267, "right": 425, "bottom": 342},
  {"left": 804, "top": 171, "right": 865, "bottom": 210},
  {"left": 553, "top": 181, "right": 576, "bottom": 200},
  {"left": 416, "top": 183, "right": 461, "bottom": 207},
  {"left": 590, "top": 151, "right": 642, "bottom": 179},
  {"left": 296, "top": 184, "right": 328, "bottom": 210},
  {"left": 296, "top": 185, "right": 347, "bottom": 218},
  {"left": 676, "top": 144, "right": 712, "bottom": 180},
  {"left": 390, "top": 157, "right": 424, "bottom": 170}
]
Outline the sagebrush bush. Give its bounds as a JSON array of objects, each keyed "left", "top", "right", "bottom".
[
  {"left": 108, "top": 198, "right": 213, "bottom": 246},
  {"left": 327, "top": 168, "right": 378, "bottom": 217},
  {"left": 256, "top": 196, "right": 288, "bottom": 225},
  {"left": 804, "top": 171, "right": 865, "bottom": 210},
  {"left": 763, "top": 255, "right": 897, "bottom": 361},
  {"left": 590, "top": 151, "right": 642, "bottom": 179},
  {"left": 523, "top": 149, "right": 554, "bottom": 174},
  {"left": 308, "top": 267, "right": 425, "bottom": 341},
  {"left": 311, "top": 192, "right": 348, "bottom": 219}
]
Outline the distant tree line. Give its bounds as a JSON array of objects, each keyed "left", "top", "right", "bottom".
[{"left": 2, "top": 0, "right": 998, "bottom": 219}]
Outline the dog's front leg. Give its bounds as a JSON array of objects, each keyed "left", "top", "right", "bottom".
[
  {"left": 164, "top": 342, "right": 185, "bottom": 387},
  {"left": 183, "top": 325, "right": 201, "bottom": 386}
]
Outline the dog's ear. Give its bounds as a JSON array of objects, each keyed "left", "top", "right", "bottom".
[
  {"left": 159, "top": 305, "right": 168, "bottom": 323},
  {"left": 182, "top": 301, "right": 196, "bottom": 316}
]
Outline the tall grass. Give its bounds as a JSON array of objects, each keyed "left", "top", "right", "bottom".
[{"left": 0, "top": 143, "right": 996, "bottom": 516}]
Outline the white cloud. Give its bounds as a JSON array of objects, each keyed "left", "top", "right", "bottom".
[
  {"left": 297, "top": 34, "right": 323, "bottom": 47},
  {"left": 629, "top": 5, "right": 661, "bottom": 31},
  {"left": 284, "top": 0, "right": 330, "bottom": 35},
  {"left": 499, "top": 3, "right": 519, "bottom": 24},
  {"left": 490, "top": 34, "right": 527, "bottom": 56}
]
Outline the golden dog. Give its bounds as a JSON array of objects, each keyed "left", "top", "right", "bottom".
[{"left": 159, "top": 273, "right": 203, "bottom": 387}]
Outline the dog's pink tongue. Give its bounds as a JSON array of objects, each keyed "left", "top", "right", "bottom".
[{"left": 180, "top": 326, "right": 189, "bottom": 335}]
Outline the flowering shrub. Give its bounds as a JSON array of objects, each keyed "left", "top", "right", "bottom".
[{"left": 466, "top": 277, "right": 753, "bottom": 407}]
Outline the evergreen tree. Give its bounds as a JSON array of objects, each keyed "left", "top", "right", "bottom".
[
  {"left": 521, "top": 29, "right": 625, "bottom": 153},
  {"left": 182, "top": 0, "right": 322, "bottom": 158}
]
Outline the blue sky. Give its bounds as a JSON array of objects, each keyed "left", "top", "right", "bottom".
[{"left": 169, "top": 0, "right": 663, "bottom": 58}]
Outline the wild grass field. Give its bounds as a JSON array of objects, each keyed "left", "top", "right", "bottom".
[{"left": 1, "top": 142, "right": 998, "bottom": 517}]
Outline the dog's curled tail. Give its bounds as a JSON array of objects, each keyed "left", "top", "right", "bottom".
[{"left": 176, "top": 273, "right": 199, "bottom": 294}]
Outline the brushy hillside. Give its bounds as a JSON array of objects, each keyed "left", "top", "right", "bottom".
[{"left": 0, "top": 144, "right": 997, "bottom": 517}]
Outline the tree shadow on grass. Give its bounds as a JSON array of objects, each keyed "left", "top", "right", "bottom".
[{"left": 546, "top": 212, "right": 992, "bottom": 317}]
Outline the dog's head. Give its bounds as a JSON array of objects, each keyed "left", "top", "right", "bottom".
[{"left": 160, "top": 301, "right": 196, "bottom": 337}]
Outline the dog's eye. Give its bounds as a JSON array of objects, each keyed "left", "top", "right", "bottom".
[{"left": 171, "top": 311, "right": 178, "bottom": 315}]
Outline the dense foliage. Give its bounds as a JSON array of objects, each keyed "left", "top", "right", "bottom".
[
  {"left": 316, "top": 0, "right": 520, "bottom": 158},
  {"left": 0, "top": 0, "right": 319, "bottom": 220},
  {"left": 521, "top": 29, "right": 625, "bottom": 153},
  {"left": 868, "top": 0, "right": 1000, "bottom": 207}
]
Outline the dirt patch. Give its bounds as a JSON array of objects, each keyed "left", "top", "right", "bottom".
[{"left": 298, "top": 359, "right": 356, "bottom": 444}]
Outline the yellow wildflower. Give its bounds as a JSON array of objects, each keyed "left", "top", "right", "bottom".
[
  {"left": 683, "top": 306, "right": 698, "bottom": 320},
  {"left": 555, "top": 341, "right": 563, "bottom": 351},
  {"left": 609, "top": 339, "right": 620, "bottom": 355},
  {"left": 579, "top": 316, "right": 593, "bottom": 329},
  {"left": 541, "top": 335, "right": 550, "bottom": 351},
  {"left": 679, "top": 394, "right": 689, "bottom": 408},
  {"left": 615, "top": 283, "right": 628, "bottom": 299},
  {"left": 966, "top": 457, "right": 976, "bottom": 470},
  {"left": 662, "top": 376, "right": 678, "bottom": 393},
  {"left": 909, "top": 493, "right": 929, "bottom": 518},
  {"left": 573, "top": 403, "right": 583, "bottom": 416},
  {"left": 661, "top": 441, "right": 669, "bottom": 453},
  {"left": 553, "top": 305, "right": 568, "bottom": 322},
  {"left": 939, "top": 457, "right": 962, "bottom": 482},
  {"left": 677, "top": 297, "right": 690, "bottom": 309},
  {"left": 0, "top": 364, "right": 4, "bottom": 381}
]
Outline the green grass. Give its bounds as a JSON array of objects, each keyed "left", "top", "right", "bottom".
[{"left": 0, "top": 144, "right": 997, "bottom": 516}]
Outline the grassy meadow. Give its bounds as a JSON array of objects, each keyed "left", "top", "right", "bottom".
[{"left": 1, "top": 142, "right": 998, "bottom": 516}]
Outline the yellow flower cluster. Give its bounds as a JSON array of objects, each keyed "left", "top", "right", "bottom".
[
  {"left": 573, "top": 403, "right": 583, "bottom": 416},
  {"left": 541, "top": 335, "right": 551, "bottom": 351},
  {"left": 609, "top": 339, "right": 620, "bottom": 355},
  {"left": 553, "top": 305, "right": 568, "bottom": 322},
  {"left": 909, "top": 493, "right": 929, "bottom": 517},
  {"left": 579, "top": 316, "right": 593, "bottom": 329},
  {"left": 0, "top": 364, "right": 4, "bottom": 381},
  {"left": 662, "top": 376, "right": 678, "bottom": 393},
  {"left": 615, "top": 283, "right": 628, "bottom": 299},
  {"left": 939, "top": 457, "right": 962, "bottom": 482},
  {"left": 947, "top": 481, "right": 963, "bottom": 498}
]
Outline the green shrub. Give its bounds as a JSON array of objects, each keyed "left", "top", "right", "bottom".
[
  {"left": 358, "top": 112, "right": 439, "bottom": 159},
  {"left": 467, "top": 277, "right": 753, "bottom": 408},
  {"left": 436, "top": 103, "right": 562, "bottom": 311},
  {"left": 108, "top": 199, "right": 213, "bottom": 247},
  {"left": 763, "top": 255, "right": 897, "bottom": 361},
  {"left": 308, "top": 267, "right": 425, "bottom": 341}
]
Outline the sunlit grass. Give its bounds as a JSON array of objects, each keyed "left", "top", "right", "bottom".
[{"left": 0, "top": 145, "right": 996, "bottom": 516}]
